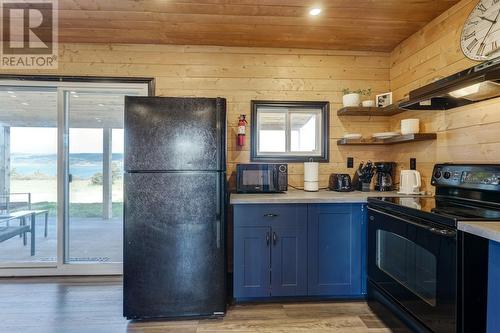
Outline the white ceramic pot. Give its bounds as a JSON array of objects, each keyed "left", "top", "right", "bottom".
[
  {"left": 401, "top": 119, "right": 420, "bottom": 135},
  {"left": 362, "top": 100, "right": 375, "bottom": 107},
  {"left": 342, "top": 93, "right": 361, "bottom": 107}
]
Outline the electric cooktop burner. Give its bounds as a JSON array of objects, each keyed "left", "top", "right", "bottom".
[
  {"left": 368, "top": 196, "right": 500, "bottom": 228},
  {"left": 369, "top": 164, "right": 500, "bottom": 228}
]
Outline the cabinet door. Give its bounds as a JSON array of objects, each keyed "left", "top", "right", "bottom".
[
  {"left": 234, "top": 226, "right": 271, "bottom": 298},
  {"left": 307, "top": 204, "right": 364, "bottom": 296},
  {"left": 270, "top": 223, "right": 308, "bottom": 297}
]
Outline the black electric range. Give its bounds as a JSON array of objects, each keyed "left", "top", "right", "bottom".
[
  {"left": 368, "top": 195, "right": 500, "bottom": 228},
  {"left": 367, "top": 164, "right": 500, "bottom": 333}
]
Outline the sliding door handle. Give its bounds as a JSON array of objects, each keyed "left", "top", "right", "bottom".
[
  {"left": 272, "top": 232, "right": 277, "bottom": 245},
  {"left": 266, "top": 232, "right": 270, "bottom": 246}
]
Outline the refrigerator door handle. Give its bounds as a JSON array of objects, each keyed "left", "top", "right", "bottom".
[
  {"left": 215, "top": 174, "right": 223, "bottom": 249},
  {"left": 216, "top": 219, "right": 221, "bottom": 249}
]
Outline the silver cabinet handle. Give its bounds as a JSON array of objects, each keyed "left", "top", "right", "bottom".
[
  {"left": 264, "top": 213, "right": 278, "bottom": 217},
  {"left": 266, "top": 232, "right": 270, "bottom": 246},
  {"left": 272, "top": 232, "right": 277, "bottom": 245}
]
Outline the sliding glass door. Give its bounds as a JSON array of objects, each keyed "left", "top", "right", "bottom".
[
  {"left": 0, "top": 86, "right": 58, "bottom": 266},
  {"left": 0, "top": 80, "right": 149, "bottom": 275},
  {"left": 66, "top": 89, "right": 134, "bottom": 265}
]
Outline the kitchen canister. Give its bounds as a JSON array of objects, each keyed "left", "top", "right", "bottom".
[
  {"left": 304, "top": 161, "right": 319, "bottom": 192},
  {"left": 401, "top": 119, "right": 420, "bottom": 135}
]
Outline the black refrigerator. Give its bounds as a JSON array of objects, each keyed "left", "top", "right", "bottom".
[{"left": 123, "top": 96, "right": 227, "bottom": 320}]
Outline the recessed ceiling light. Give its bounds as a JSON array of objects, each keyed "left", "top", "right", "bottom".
[
  {"left": 21, "top": 102, "right": 29, "bottom": 106},
  {"left": 73, "top": 95, "right": 79, "bottom": 98},
  {"left": 7, "top": 91, "right": 14, "bottom": 94},
  {"left": 98, "top": 103, "right": 105, "bottom": 107},
  {"left": 309, "top": 8, "right": 321, "bottom": 16},
  {"left": 70, "top": 91, "right": 77, "bottom": 94},
  {"left": 10, "top": 95, "right": 16, "bottom": 98}
]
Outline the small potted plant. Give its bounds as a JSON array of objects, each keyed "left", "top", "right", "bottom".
[
  {"left": 360, "top": 88, "right": 375, "bottom": 107},
  {"left": 342, "top": 88, "right": 361, "bottom": 107}
]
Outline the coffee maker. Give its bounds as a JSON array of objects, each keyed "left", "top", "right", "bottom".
[{"left": 374, "top": 162, "right": 396, "bottom": 192}]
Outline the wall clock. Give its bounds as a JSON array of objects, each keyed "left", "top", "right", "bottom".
[{"left": 461, "top": 0, "right": 500, "bottom": 61}]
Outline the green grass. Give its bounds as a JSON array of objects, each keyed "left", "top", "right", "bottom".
[{"left": 31, "top": 202, "right": 124, "bottom": 218}]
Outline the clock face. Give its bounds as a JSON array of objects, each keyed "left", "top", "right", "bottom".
[{"left": 461, "top": 0, "right": 500, "bottom": 61}]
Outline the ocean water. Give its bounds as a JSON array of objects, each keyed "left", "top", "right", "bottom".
[{"left": 12, "top": 153, "right": 124, "bottom": 179}]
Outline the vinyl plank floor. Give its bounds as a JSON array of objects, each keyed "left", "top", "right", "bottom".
[{"left": 0, "top": 277, "right": 410, "bottom": 333}]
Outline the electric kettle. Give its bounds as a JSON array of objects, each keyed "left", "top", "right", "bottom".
[{"left": 399, "top": 170, "right": 422, "bottom": 194}]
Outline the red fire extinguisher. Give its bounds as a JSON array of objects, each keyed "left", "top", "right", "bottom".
[{"left": 237, "top": 115, "right": 247, "bottom": 146}]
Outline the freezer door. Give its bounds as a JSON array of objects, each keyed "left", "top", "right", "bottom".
[
  {"left": 123, "top": 171, "right": 226, "bottom": 319},
  {"left": 125, "top": 96, "right": 226, "bottom": 172}
]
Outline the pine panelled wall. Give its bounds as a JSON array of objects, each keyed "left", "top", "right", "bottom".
[
  {"left": 1, "top": 0, "right": 499, "bottom": 195},
  {"left": 389, "top": 0, "right": 500, "bottom": 192},
  {"left": 0, "top": 44, "right": 391, "bottom": 189}
]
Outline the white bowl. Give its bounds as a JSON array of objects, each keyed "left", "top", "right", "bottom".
[
  {"left": 372, "top": 132, "right": 400, "bottom": 139},
  {"left": 401, "top": 119, "right": 420, "bottom": 135},
  {"left": 343, "top": 133, "right": 362, "bottom": 140}
]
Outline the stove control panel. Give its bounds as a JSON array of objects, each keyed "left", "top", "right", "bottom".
[
  {"left": 461, "top": 171, "right": 500, "bottom": 185},
  {"left": 432, "top": 164, "right": 500, "bottom": 189}
]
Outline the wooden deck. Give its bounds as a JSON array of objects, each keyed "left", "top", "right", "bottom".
[{"left": 0, "top": 276, "right": 410, "bottom": 333}]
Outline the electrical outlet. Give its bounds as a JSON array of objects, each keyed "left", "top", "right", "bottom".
[
  {"left": 347, "top": 157, "right": 354, "bottom": 168},
  {"left": 410, "top": 158, "right": 417, "bottom": 170}
]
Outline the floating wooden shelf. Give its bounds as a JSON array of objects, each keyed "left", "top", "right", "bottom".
[
  {"left": 337, "top": 104, "right": 405, "bottom": 117},
  {"left": 337, "top": 133, "right": 437, "bottom": 146}
]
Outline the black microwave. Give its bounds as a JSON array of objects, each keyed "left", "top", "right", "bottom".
[{"left": 236, "top": 164, "right": 288, "bottom": 193}]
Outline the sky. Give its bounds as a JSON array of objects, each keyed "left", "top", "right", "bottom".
[{"left": 10, "top": 127, "right": 124, "bottom": 154}]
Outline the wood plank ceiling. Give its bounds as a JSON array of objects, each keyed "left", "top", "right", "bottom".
[{"left": 56, "top": 0, "right": 462, "bottom": 52}]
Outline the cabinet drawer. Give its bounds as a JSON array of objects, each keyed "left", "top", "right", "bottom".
[{"left": 234, "top": 204, "right": 306, "bottom": 227}]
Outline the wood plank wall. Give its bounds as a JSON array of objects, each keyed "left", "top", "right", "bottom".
[
  {"left": 389, "top": 0, "right": 500, "bottom": 192},
  {"left": 0, "top": 44, "right": 391, "bottom": 190},
  {"left": 2, "top": 0, "right": 497, "bottom": 195}
]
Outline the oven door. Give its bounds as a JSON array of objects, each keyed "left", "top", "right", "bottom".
[
  {"left": 236, "top": 164, "right": 278, "bottom": 193},
  {"left": 367, "top": 206, "right": 457, "bottom": 333}
]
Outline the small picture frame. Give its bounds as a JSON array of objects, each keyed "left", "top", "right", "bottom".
[{"left": 375, "top": 92, "right": 393, "bottom": 108}]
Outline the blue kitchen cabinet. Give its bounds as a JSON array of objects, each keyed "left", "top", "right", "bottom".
[
  {"left": 270, "top": 224, "right": 308, "bottom": 296},
  {"left": 233, "top": 204, "right": 307, "bottom": 298},
  {"left": 233, "top": 226, "right": 271, "bottom": 298},
  {"left": 487, "top": 240, "right": 500, "bottom": 333},
  {"left": 307, "top": 203, "right": 366, "bottom": 296}
]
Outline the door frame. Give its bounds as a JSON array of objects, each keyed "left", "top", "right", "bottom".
[{"left": 0, "top": 77, "right": 153, "bottom": 276}]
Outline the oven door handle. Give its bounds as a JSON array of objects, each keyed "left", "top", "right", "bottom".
[{"left": 368, "top": 207, "right": 456, "bottom": 238}]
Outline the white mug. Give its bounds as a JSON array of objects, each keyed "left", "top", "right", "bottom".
[{"left": 401, "top": 119, "right": 420, "bottom": 135}]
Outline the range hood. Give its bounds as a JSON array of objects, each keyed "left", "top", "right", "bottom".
[{"left": 400, "top": 56, "right": 500, "bottom": 110}]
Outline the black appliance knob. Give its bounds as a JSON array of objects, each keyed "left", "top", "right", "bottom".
[
  {"left": 443, "top": 171, "right": 451, "bottom": 179},
  {"left": 434, "top": 171, "right": 442, "bottom": 179}
]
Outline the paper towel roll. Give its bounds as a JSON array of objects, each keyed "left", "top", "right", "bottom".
[{"left": 304, "top": 162, "right": 319, "bottom": 192}]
